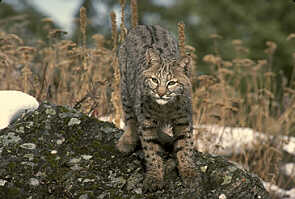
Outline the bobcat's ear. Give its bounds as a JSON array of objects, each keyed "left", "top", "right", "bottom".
[
  {"left": 178, "top": 55, "right": 192, "bottom": 76},
  {"left": 145, "top": 48, "right": 160, "bottom": 64}
]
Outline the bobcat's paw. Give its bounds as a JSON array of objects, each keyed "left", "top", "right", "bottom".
[
  {"left": 182, "top": 176, "right": 200, "bottom": 189},
  {"left": 116, "top": 139, "right": 137, "bottom": 153},
  {"left": 143, "top": 175, "right": 165, "bottom": 192},
  {"left": 179, "top": 168, "right": 200, "bottom": 189}
]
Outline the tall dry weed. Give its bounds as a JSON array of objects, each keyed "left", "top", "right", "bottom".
[{"left": 110, "top": 11, "right": 122, "bottom": 127}]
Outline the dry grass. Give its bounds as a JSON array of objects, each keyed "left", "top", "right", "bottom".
[
  {"left": 1, "top": 3, "right": 295, "bottom": 197},
  {"left": 0, "top": 10, "right": 114, "bottom": 117},
  {"left": 193, "top": 35, "right": 295, "bottom": 193}
]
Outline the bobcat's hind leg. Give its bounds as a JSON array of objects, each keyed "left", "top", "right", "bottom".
[{"left": 116, "top": 119, "right": 139, "bottom": 153}]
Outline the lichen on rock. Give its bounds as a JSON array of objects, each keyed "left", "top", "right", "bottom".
[{"left": 0, "top": 102, "right": 270, "bottom": 198}]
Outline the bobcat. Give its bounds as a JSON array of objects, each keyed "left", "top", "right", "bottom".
[{"left": 116, "top": 25, "right": 196, "bottom": 192}]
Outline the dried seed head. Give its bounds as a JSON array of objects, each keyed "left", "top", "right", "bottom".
[
  {"left": 284, "top": 88, "right": 295, "bottom": 95},
  {"left": 185, "top": 45, "right": 196, "bottom": 52},
  {"left": 203, "top": 54, "right": 221, "bottom": 65},
  {"left": 287, "top": 33, "right": 295, "bottom": 41},
  {"left": 264, "top": 72, "right": 275, "bottom": 77},
  {"left": 222, "top": 61, "right": 233, "bottom": 67},
  {"left": 59, "top": 40, "right": 77, "bottom": 50},
  {"left": 235, "top": 46, "right": 249, "bottom": 54},
  {"left": 6, "top": 34, "right": 23, "bottom": 45},
  {"left": 218, "top": 68, "right": 234, "bottom": 75},
  {"left": 232, "top": 58, "right": 255, "bottom": 67},
  {"left": 41, "top": 18, "right": 54, "bottom": 24},
  {"left": 178, "top": 22, "right": 186, "bottom": 56},
  {"left": 17, "top": 46, "right": 36, "bottom": 54},
  {"left": 185, "top": 45, "right": 197, "bottom": 60},
  {"left": 49, "top": 29, "right": 67, "bottom": 38},
  {"left": 92, "top": 34, "right": 105, "bottom": 48},
  {"left": 252, "top": 59, "right": 267, "bottom": 71},
  {"left": 232, "top": 39, "right": 242, "bottom": 46},
  {"left": 209, "top": 34, "right": 222, "bottom": 39},
  {"left": 257, "top": 59, "right": 267, "bottom": 67},
  {"left": 131, "top": 0, "right": 138, "bottom": 28},
  {"left": 119, "top": 0, "right": 127, "bottom": 42},
  {"left": 264, "top": 41, "right": 277, "bottom": 55},
  {"left": 80, "top": 7, "right": 87, "bottom": 36},
  {"left": 0, "top": 52, "right": 12, "bottom": 66},
  {"left": 110, "top": 11, "right": 118, "bottom": 50},
  {"left": 120, "top": 0, "right": 126, "bottom": 23},
  {"left": 197, "top": 75, "right": 217, "bottom": 87},
  {"left": 120, "top": 0, "right": 126, "bottom": 6},
  {"left": 260, "top": 88, "right": 274, "bottom": 99}
]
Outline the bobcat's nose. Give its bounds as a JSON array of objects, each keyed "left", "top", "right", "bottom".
[{"left": 158, "top": 86, "right": 166, "bottom": 97}]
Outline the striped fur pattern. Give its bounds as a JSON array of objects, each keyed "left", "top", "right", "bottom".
[{"left": 116, "top": 25, "right": 196, "bottom": 192}]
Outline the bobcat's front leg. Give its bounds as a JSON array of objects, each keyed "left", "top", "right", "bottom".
[
  {"left": 116, "top": 119, "right": 139, "bottom": 153},
  {"left": 139, "top": 120, "right": 165, "bottom": 192},
  {"left": 173, "top": 118, "right": 197, "bottom": 187}
]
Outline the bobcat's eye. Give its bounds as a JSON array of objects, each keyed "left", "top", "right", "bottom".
[
  {"left": 167, "top": 81, "right": 177, "bottom": 86},
  {"left": 151, "top": 77, "right": 159, "bottom": 84}
]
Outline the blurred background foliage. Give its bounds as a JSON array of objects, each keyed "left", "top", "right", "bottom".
[
  {"left": 2, "top": 0, "right": 295, "bottom": 83},
  {"left": 1, "top": 0, "right": 295, "bottom": 90},
  {"left": 0, "top": 0, "right": 57, "bottom": 42}
]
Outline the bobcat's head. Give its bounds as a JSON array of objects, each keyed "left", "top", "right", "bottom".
[{"left": 143, "top": 48, "right": 192, "bottom": 105}]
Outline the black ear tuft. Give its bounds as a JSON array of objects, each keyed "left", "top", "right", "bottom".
[{"left": 145, "top": 48, "right": 160, "bottom": 64}]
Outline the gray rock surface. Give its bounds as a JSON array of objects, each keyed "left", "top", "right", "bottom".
[{"left": 0, "top": 102, "right": 270, "bottom": 199}]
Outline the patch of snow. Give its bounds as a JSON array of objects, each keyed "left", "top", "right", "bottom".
[
  {"left": 98, "top": 115, "right": 125, "bottom": 129},
  {"left": 282, "top": 136, "right": 295, "bottom": 156},
  {"left": 263, "top": 182, "right": 295, "bottom": 199},
  {"left": 195, "top": 125, "right": 295, "bottom": 157},
  {"left": 280, "top": 163, "right": 295, "bottom": 177},
  {"left": 0, "top": 90, "right": 39, "bottom": 130},
  {"left": 195, "top": 125, "right": 267, "bottom": 155}
]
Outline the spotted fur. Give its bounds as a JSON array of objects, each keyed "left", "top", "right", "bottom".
[{"left": 116, "top": 25, "right": 196, "bottom": 192}]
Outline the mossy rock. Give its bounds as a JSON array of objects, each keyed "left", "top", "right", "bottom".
[{"left": 0, "top": 102, "right": 270, "bottom": 199}]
